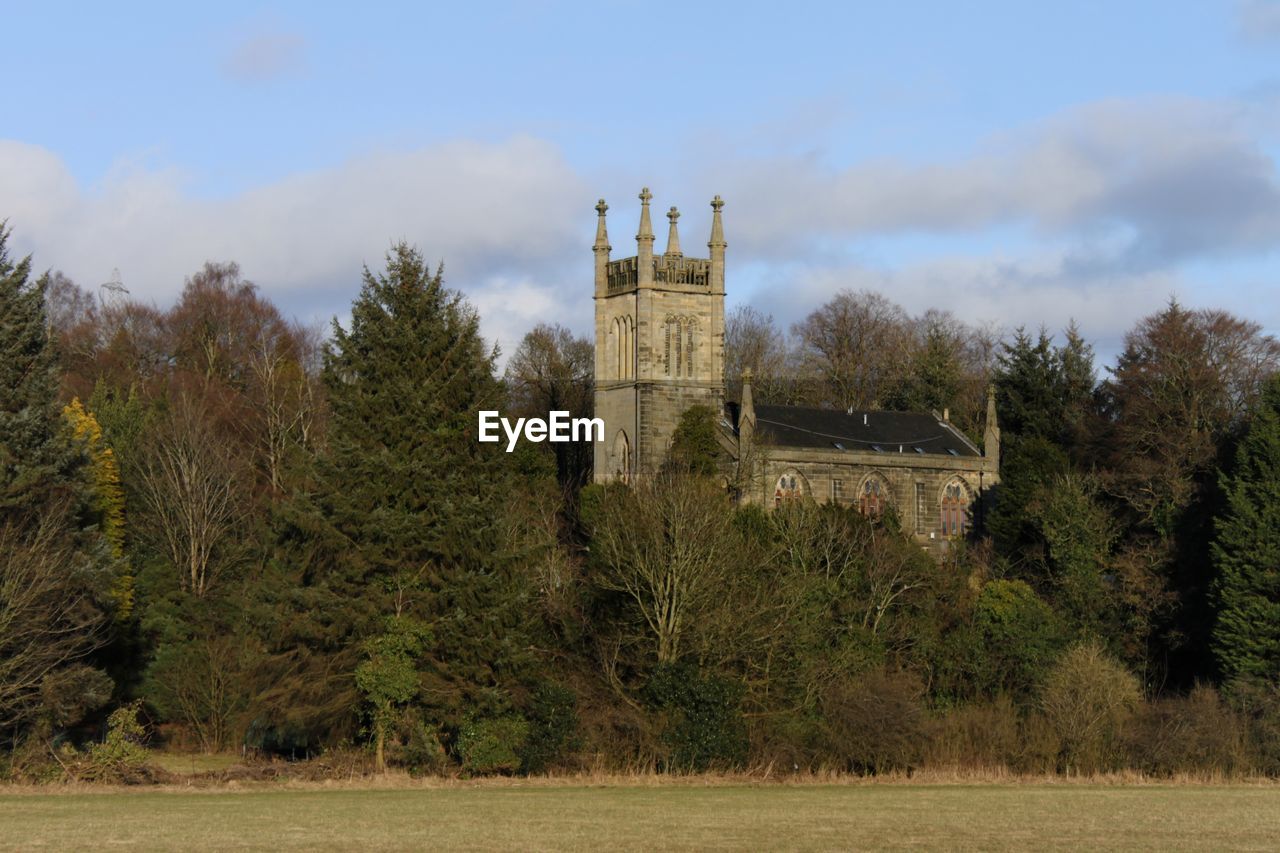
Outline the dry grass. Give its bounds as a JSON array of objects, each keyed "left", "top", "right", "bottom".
[{"left": 2, "top": 775, "right": 1279, "bottom": 850}]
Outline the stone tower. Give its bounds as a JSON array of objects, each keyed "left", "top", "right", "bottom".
[{"left": 593, "top": 189, "right": 727, "bottom": 482}]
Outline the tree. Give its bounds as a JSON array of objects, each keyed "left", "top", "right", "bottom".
[
  {"left": 304, "top": 243, "right": 538, "bottom": 744},
  {"left": 587, "top": 475, "right": 741, "bottom": 665},
  {"left": 63, "top": 398, "right": 133, "bottom": 619},
  {"left": 136, "top": 398, "right": 247, "bottom": 598},
  {"left": 724, "top": 306, "right": 790, "bottom": 404},
  {"left": 1040, "top": 641, "right": 1141, "bottom": 774},
  {"left": 1212, "top": 376, "right": 1280, "bottom": 682},
  {"left": 503, "top": 323, "right": 593, "bottom": 491},
  {"left": 791, "top": 289, "right": 911, "bottom": 410},
  {"left": 0, "top": 226, "right": 112, "bottom": 739},
  {"left": 665, "top": 405, "right": 726, "bottom": 478},
  {"left": 355, "top": 617, "right": 430, "bottom": 772}
]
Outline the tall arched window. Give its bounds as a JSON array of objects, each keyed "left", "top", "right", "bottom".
[
  {"left": 859, "top": 475, "right": 889, "bottom": 519},
  {"left": 685, "top": 318, "right": 695, "bottom": 377},
  {"left": 940, "top": 480, "right": 969, "bottom": 537},
  {"left": 663, "top": 315, "right": 696, "bottom": 378},
  {"left": 613, "top": 430, "right": 631, "bottom": 484}
]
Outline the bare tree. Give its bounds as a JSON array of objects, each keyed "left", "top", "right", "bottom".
[
  {"left": 589, "top": 475, "right": 740, "bottom": 665},
  {"left": 792, "top": 289, "right": 912, "bottom": 410},
  {"left": 724, "top": 306, "right": 791, "bottom": 404},
  {"left": 136, "top": 400, "right": 246, "bottom": 597},
  {"left": 247, "top": 320, "right": 324, "bottom": 494}
]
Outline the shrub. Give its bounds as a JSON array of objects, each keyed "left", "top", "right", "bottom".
[
  {"left": 973, "top": 579, "right": 1064, "bottom": 699},
  {"left": 455, "top": 716, "right": 530, "bottom": 775},
  {"left": 645, "top": 663, "right": 747, "bottom": 771},
  {"left": 921, "top": 697, "right": 1021, "bottom": 770},
  {"left": 821, "top": 669, "right": 924, "bottom": 774},
  {"left": 518, "top": 683, "right": 579, "bottom": 774},
  {"left": 1039, "top": 642, "right": 1140, "bottom": 774},
  {"left": 1224, "top": 677, "right": 1280, "bottom": 776},
  {"left": 1124, "top": 685, "right": 1246, "bottom": 776}
]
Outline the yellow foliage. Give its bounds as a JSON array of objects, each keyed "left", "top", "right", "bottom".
[{"left": 63, "top": 397, "right": 134, "bottom": 620}]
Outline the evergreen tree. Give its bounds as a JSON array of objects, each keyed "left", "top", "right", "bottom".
[
  {"left": 0, "top": 225, "right": 112, "bottom": 738},
  {"left": 0, "top": 227, "right": 77, "bottom": 516},
  {"left": 1212, "top": 376, "right": 1280, "bottom": 682},
  {"left": 301, "top": 244, "right": 538, "bottom": 745}
]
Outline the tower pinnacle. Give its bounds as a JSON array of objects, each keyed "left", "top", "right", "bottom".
[
  {"left": 594, "top": 198, "right": 610, "bottom": 251},
  {"left": 636, "top": 187, "right": 654, "bottom": 244},
  {"left": 665, "top": 206, "right": 682, "bottom": 257}
]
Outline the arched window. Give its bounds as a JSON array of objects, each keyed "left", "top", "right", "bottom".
[
  {"left": 613, "top": 430, "right": 632, "bottom": 484},
  {"left": 663, "top": 315, "right": 696, "bottom": 378},
  {"left": 940, "top": 480, "right": 969, "bottom": 537},
  {"left": 773, "top": 470, "right": 807, "bottom": 508},
  {"left": 859, "top": 475, "right": 889, "bottom": 519},
  {"left": 685, "top": 318, "right": 695, "bottom": 377}
]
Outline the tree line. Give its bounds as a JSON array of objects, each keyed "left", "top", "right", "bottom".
[{"left": 3, "top": 222, "right": 1280, "bottom": 779}]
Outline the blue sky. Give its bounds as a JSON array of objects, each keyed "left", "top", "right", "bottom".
[{"left": 4, "top": 1, "right": 1280, "bottom": 363}]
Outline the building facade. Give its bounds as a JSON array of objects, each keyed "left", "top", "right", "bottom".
[{"left": 591, "top": 190, "right": 999, "bottom": 552}]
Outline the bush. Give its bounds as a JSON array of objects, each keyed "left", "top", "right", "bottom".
[
  {"left": 821, "top": 669, "right": 924, "bottom": 774},
  {"left": 646, "top": 663, "right": 747, "bottom": 771},
  {"left": 921, "top": 697, "right": 1022, "bottom": 770},
  {"left": 455, "top": 716, "right": 530, "bottom": 775},
  {"left": 518, "top": 683, "right": 579, "bottom": 774},
  {"left": 1224, "top": 677, "right": 1280, "bottom": 775},
  {"left": 973, "top": 580, "right": 1064, "bottom": 699},
  {"left": 1124, "top": 685, "right": 1246, "bottom": 776},
  {"left": 1040, "top": 642, "right": 1140, "bottom": 774}
]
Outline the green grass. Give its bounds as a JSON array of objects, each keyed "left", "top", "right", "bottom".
[{"left": 1, "top": 783, "right": 1278, "bottom": 851}]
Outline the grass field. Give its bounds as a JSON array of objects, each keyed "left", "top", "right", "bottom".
[{"left": 2, "top": 782, "right": 1279, "bottom": 851}]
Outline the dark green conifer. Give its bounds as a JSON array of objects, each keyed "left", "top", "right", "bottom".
[{"left": 1212, "top": 376, "right": 1280, "bottom": 682}]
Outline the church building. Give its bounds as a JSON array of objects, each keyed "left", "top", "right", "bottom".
[{"left": 591, "top": 190, "right": 1000, "bottom": 553}]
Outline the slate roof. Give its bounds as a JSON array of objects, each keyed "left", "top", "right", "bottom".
[{"left": 725, "top": 402, "right": 981, "bottom": 458}]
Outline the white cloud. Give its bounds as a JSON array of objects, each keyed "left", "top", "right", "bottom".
[
  {"left": 3, "top": 95, "right": 1278, "bottom": 369},
  {"left": 0, "top": 137, "right": 590, "bottom": 360},
  {"left": 711, "top": 98, "right": 1280, "bottom": 268}
]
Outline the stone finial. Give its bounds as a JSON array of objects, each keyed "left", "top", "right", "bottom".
[
  {"left": 637, "top": 187, "right": 655, "bottom": 244},
  {"left": 593, "top": 199, "right": 610, "bottom": 252},
  {"left": 709, "top": 195, "right": 726, "bottom": 249},
  {"left": 665, "top": 206, "right": 682, "bottom": 257}
]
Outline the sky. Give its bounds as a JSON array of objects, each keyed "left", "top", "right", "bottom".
[{"left": 3, "top": 0, "right": 1280, "bottom": 366}]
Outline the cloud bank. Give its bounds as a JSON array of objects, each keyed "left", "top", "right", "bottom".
[{"left": 1, "top": 96, "right": 1277, "bottom": 364}]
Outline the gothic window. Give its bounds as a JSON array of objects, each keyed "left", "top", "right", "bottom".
[
  {"left": 914, "top": 483, "right": 925, "bottom": 534},
  {"left": 674, "top": 318, "right": 683, "bottom": 377},
  {"left": 613, "top": 430, "right": 632, "bottom": 484},
  {"left": 685, "top": 319, "right": 695, "bottom": 377},
  {"left": 662, "top": 316, "right": 696, "bottom": 378},
  {"left": 859, "top": 475, "right": 889, "bottom": 519},
  {"left": 773, "top": 470, "right": 806, "bottom": 508},
  {"left": 832, "top": 479, "right": 844, "bottom": 502},
  {"left": 940, "top": 480, "right": 969, "bottom": 537},
  {"left": 664, "top": 317, "right": 674, "bottom": 377}
]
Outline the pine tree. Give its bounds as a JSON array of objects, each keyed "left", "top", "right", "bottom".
[
  {"left": 1211, "top": 376, "right": 1280, "bottom": 682},
  {"left": 0, "top": 225, "right": 111, "bottom": 738},
  {"left": 0, "top": 226, "right": 77, "bottom": 516},
  {"left": 308, "top": 244, "right": 537, "bottom": 739}
]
